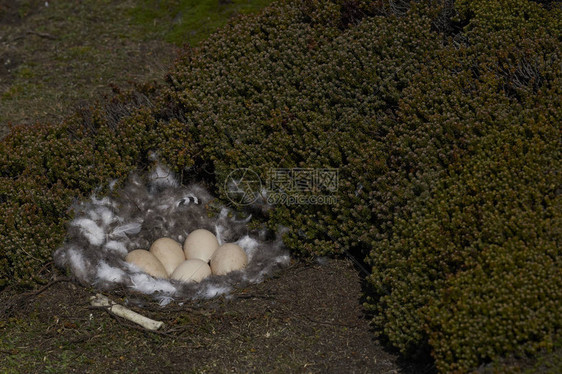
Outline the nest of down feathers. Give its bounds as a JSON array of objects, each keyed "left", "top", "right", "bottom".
[{"left": 54, "top": 164, "right": 289, "bottom": 305}]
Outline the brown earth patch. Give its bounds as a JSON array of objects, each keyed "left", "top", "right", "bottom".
[
  {"left": 0, "top": 0, "right": 177, "bottom": 139},
  {"left": 0, "top": 259, "right": 433, "bottom": 373}
]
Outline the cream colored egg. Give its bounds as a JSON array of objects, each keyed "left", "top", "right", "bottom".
[
  {"left": 149, "top": 237, "right": 185, "bottom": 276},
  {"left": 210, "top": 243, "right": 248, "bottom": 276},
  {"left": 125, "top": 249, "right": 168, "bottom": 279},
  {"left": 171, "top": 259, "right": 212, "bottom": 283},
  {"left": 183, "top": 229, "right": 220, "bottom": 262}
]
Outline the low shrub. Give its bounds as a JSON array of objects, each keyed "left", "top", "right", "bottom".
[
  {"left": 160, "top": 0, "right": 561, "bottom": 370},
  {"left": 366, "top": 99, "right": 561, "bottom": 371},
  {"left": 364, "top": 0, "right": 562, "bottom": 371}
]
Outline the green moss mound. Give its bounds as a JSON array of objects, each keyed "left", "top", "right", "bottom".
[{"left": 1, "top": 0, "right": 560, "bottom": 371}]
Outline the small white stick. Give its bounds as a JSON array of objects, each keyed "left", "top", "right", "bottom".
[{"left": 90, "top": 293, "right": 164, "bottom": 331}]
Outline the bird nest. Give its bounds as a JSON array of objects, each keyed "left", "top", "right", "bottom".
[{"left": 54, "top": 164, "right": 289, "bottom": 305}]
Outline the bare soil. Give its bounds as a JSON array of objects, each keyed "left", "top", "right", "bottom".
[
  {"left": 0, "top": 259, "right": 431, "bottom": 373},
  {"left": 0, "top": 0, "right": 177, "bottom": 139}
]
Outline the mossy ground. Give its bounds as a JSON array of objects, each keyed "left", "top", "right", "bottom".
[
  {"left": 129, "top": 0, "right": 274, "bottom": 46},
  {"left": 0, "top": 0, "right": 174, "bottom": 138},
  {"left": 0, "top": 0, "right": 269, "bottom": 138}
]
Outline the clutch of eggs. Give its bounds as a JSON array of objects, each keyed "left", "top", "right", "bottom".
[{"left": 125, "top": 229, "right": 248, "bottom": 283}]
